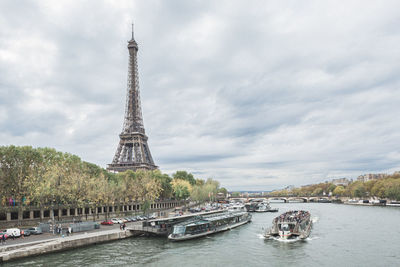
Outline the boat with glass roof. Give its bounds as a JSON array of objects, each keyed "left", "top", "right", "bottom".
[
  {"left": 264, "top": 210, "right": 312, "bottom": 240},
  {"left": 168, "top": 211, "right": 252, "bottom": 241}
]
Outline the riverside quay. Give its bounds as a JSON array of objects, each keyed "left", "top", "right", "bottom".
[{"left": 0, "top": 200, "right": 184, "bottom": 227}]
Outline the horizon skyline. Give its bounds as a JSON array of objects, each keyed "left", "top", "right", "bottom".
[{"left": 1, "top": 1, "right": 400, "bottom": 191}]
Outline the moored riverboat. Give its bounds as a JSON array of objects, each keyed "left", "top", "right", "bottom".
[
  {"left": 255, "top": 202, "right": 279, "bottom": 213},
  {"left": 168, "top": 211, "right": 252, "bottom": 241},
  {"left": 245, "top": 202, "right": 258, "bottom": 212},
  {"left": 264, "top": 210, "right": 312, "bottom": 240},
  {"left": 228, "top": 203, "right": 246, "bottom": 212}
]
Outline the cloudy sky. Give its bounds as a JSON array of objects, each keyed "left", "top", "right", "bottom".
[{"left": 1, "top": 0, "right": 400, "bottom": 190}]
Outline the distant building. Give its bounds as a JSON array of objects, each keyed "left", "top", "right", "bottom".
[
  {"left": 357, "top": 173, "right": 388, "bottom": 182},
  {"left": 331, "top": 178, "right": 350, "bottom": 186}
]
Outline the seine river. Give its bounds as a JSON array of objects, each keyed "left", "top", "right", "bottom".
[{"left": 6, "top": 203, "right": 400, "bottom": 266}]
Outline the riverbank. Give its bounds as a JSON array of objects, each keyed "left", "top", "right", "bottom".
[{"left": 0, "top": 227, "right": 140, "bottom": 263}]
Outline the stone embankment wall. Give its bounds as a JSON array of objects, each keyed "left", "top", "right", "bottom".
[
  {"left": 0, "top": 200, "right": 185, "bottom": 228},
  {"left": 0, "top": 229, "right": 140, "bottom": 263}
]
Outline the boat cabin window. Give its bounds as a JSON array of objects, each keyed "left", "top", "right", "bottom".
[
  {"left": 173, "top": 226, "right": 186, "bottom": 235},
  {"left": 281, "top": 224, "right": 290, "bottom": 231}
]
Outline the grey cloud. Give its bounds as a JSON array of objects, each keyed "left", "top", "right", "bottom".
[{"left": 1, "top": 0, "right": 400, "bottom": 190}]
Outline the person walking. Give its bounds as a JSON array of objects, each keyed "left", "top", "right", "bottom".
[{"left": 1, "top": 234, "right": 6, "bottom": 245}]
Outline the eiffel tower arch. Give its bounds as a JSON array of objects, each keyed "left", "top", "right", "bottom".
[{"left": 107, "top": 25, "right": 158, "bottom": 173}]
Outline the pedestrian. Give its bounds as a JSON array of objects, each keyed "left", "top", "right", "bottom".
[
  {"left": 1, "top": 234, "right": 5, "bottom": 245},
  {"left": 123, "top": 223, "right": 126, "bottom": 230},
  {"left": 21, "top": 230, "right": 24, "bottom": 239},
  {"left": 120, "top": 223, "right": 122, "bottom": 230}
]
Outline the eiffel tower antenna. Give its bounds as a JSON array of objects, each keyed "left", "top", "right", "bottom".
[{"left": 131, "top": 22, "right": 134, "bottom": 39}]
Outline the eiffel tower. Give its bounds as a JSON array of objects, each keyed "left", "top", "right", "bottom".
[{"left": 107, "top": 25, "right": 157, "bottom": 173}]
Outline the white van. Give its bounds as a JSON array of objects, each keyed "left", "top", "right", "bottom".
[{"left": 6, "top": 228, "right": 21, "bottom": 238}]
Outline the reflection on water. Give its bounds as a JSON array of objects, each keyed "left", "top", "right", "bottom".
[{"left": 5, "top": 203, "right": 400, "bottom": 267}]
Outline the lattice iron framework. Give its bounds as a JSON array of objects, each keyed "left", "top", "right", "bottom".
[{"left": 107, "top": 25, "right": 157, "bottom": 173}]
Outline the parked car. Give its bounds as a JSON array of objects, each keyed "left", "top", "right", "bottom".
[
  {"left": 111, "top": 218, "right": 123, "bottom": 224},
  {"left": 5, "top": 228, "right": 21, "bottom": 238},
  {"left": 129, "top": 217, "right": 137, "bottom": 222},
  {"left": 21, "top": 229, "right": 31, "bottom": 236},
  {"left": 24, "top": 227, "right": 42, "bottom": 235},
  {"left": 124, "top": 217, "right": 132, "bottom": 222},
  {"left": 101, "top": 220, "right": 114, "bottom": 225}
]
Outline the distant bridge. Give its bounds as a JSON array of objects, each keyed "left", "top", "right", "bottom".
[{"left": 230, "top": 196, "right": 351, "bottom": 203}]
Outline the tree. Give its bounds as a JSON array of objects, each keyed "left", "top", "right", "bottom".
[
  {"left": 312, "top": 188, "right": 323, "bottom": 196},
  {"left": 153, "top": 171, "right": 173, "bottom": 199},
  {"left": 171, "top": 179, "right": 192, "bottom": 200},
  {"left": 204, "top": 178, "right": 220, "bottom": 201},
  {"left": 385, "top": 179, "right": 400, "bottom": 201},
  {"left": 371, "top": 180, "right": 386, "bottom": 198},
  {"left": 173, "top": 171, "right": 196, "bottom": 185},
  {"left": 196, "top": 179, "right": 205, "bottom": 186},
  {"left": 327, "top": 184, "right": 337, "bottom": 194},
  {"left": 0, "top": 146, "right": 42, "bottom": 225},
  {"left": 218, "top": 187, "right": 228, "bottom": 196},
  {"left": 333, "top": 186, "right": 345, "bottom": 196},
  {"left": 353, "top": 184, "right": 366, "bottom": 198}
]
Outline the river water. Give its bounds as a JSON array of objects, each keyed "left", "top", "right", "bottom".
[{"left": 6, "top": 203, "right": 400, "bottom": 266}]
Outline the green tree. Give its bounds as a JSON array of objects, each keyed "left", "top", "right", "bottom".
[
  {"left": 0, "top": 146, "right": 42, "bottom": 225},
  {"left": 333, "top": 186, "right": 345, "bottom": 196},
  {"left": 327, "top": 183, "right": 337, "bottom": 194},
  {"left": 385, "top": 179, "right": 400, "bottom": 201},
  {"left": 153, "top": 171, "right": 173, "bottom": 199},
  {"left": 196, "top": 179, "right": 205, "bottom": 186},
  {"left": 312, "top": 188, "right": 323, "bottom": 196},
  {"left": 172, "top": 179, "right": 192, "bottom": 199},
  {"left": 173, "top": 171, "right": 196, "bottom": 185},
  {"left": 371, "top": 180, "right": 386, "bottom": 198},
  {"left": 218, "top": 187, "right": 228, "bottom": 196},
  {"left": 353, "top": 184, "right": 366, "bottom": 198},
  {"left": 231, "top": 192, "right": 241, "bottom": 198}
]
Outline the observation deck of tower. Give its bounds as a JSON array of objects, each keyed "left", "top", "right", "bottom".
[{"left": 107, "top": 25, "right": 157, "bottom": 173}]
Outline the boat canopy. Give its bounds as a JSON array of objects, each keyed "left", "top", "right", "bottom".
[{"left": 174, "top": 211, "right": 247, "bottom": 228}]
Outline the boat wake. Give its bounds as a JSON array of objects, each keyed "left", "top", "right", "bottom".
[
  {"left": 270, "top": 236, "right": 301, "bottom": 243},
  {"left": 312, "top": 216, "right": 319, "bottom": 223},
  {"left": 261, "top": 234, "right": 302, "bottom": 243}
]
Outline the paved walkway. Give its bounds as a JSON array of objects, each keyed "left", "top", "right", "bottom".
[
  {"left": 0, "top": 226, "right": 138, "bottom": 262},
  {"left": 0, "top": 222, "right": 138, "bottom": 249}
]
